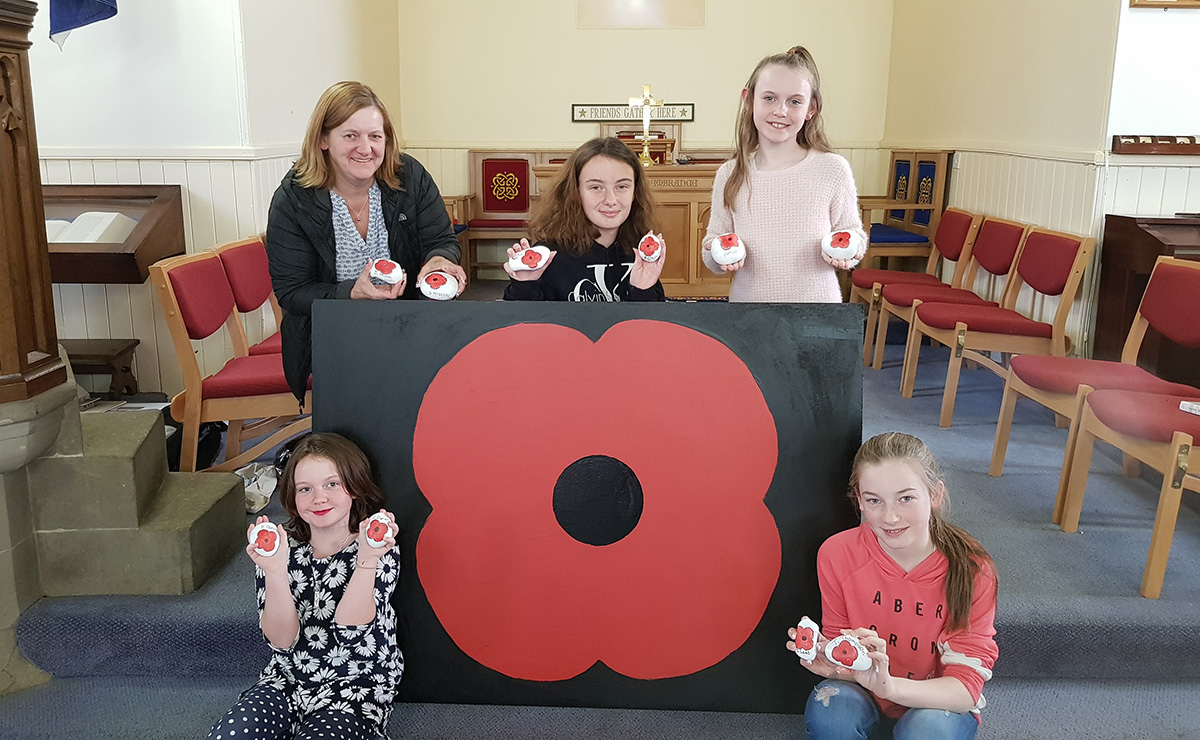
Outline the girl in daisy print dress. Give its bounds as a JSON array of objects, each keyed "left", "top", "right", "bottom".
[{"left": 208, "top": 433, "right": 402, "bottom": 740}]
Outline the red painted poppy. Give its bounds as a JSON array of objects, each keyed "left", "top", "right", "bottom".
[
  {"left": 425, "top": 273, "right": 447, "bottom": 289},
  {"left": 413, "top": 320, "right": 781, "bottom": 681},
  {"left": 521, "top": 250, "right": 541, "bottom": 268},
  {"left": 831, "top": 232, "right": 850, "bottom": 248},
  {"left": 255, "top": 529, "right": 276, "bottom": 551}
]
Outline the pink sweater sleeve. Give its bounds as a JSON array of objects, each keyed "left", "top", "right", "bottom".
[{"left": 938, "top": 564, "right": 999, "bottom": 707}]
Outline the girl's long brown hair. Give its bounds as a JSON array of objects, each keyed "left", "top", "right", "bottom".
[
  {"left": 848, "top": 432, "right": 998, "bottom": 633},
  {"left": 723, "top": 46, "right": 833, "bottom": 212},
  {"left": 528, "top": 137, "right": 658, "bottom": 256},
  {"left": 294, "top": 81, "right": 402, "bottom": 191},
  {"left": 278, "top": 433, "right": 385, "bottom": 543}
]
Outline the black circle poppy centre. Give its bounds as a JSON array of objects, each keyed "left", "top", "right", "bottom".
[{"left": 553, "top": 455, "right": 644, "bottom": 546}]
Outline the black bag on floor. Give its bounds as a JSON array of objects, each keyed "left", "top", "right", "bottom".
[{"left": 163, "top": 410, "right": 226, "bottom": 471}]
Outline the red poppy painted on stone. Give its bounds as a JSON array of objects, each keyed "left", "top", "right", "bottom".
[
  {"left": 368, "top": 519, "right": 388, "bottom": 543},
  {"left": 376, "top": 259, "right": 397, "bottom": 275},
  {"left": 255, "top": 529, "right": 276, "bottom": 551},
  {"left": 831, "top": 641, "right": 857, "bottom": 667},
  {"left": 425, "top": 273, "right": 447, "bottom": 289},
  {"left": 831, "top": 232, "right": 850, "bottom": 248},
  {"left": 521, "top": 250, "right": 542, "bottom": 268},
  {"left": 719, "top": 233, "right": 739, "bottom": 248},
  {"left": 412, "top": 320, "right": 781, "bottom": 681},
  {"left": 795, "top": 626, "right": 815, "bottom": 651}
]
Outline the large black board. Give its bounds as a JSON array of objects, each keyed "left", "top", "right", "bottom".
[{"left": 313, "top": 301, "right": 862, "bottom": 713}]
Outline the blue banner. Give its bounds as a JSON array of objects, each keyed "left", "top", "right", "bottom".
[{"left": 49, "top": 0, "right": 118, "bottom": 37}]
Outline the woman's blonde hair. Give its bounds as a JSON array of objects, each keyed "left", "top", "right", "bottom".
[
  {"left": 723, "top": 46, "right": 832, "bottom": 211},
  {"left": 848, "top": 432, "right": 997, "bottom": 634},
  {"left": 527, "top": 137, "right": 658, "bottom": 255},
  {"left": 294, "top": 81, "right": 402, "bottom": 191}
]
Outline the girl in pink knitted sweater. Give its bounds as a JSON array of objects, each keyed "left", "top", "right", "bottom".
[{"left": 702, "top": 46, "right": 866, "bottom": 303}]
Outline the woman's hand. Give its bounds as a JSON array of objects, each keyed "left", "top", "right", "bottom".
[
  {"left": 703, "top": 241, "right": 743, "bottom": 272},
  {"left": 631, "top": 233, "right": 666, "bottom": 289},
  {"left": 356, "top": 509, "right": 397, "bottom": 569},
  {"left": 419, "top": 255, "right": 468, "bottom": 296},
  {"left": 503, "top": 238, "right": 556, "bottom": 282},
  {"left": 246, "top": 515, "right": 289, "bottom": 576},
  {"left": 350, "top": 262, "right": 405, "bottom": 300}
]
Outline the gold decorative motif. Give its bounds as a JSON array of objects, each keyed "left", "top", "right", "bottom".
[
  {"left": 918, "top": 176, "right": 933, "bottom": 205},
  {"left": 491, "top": 172, "right": 520, "bottom": 201},
  {"left": 894, "top": 174, "right": 908, "bottom": 200}
]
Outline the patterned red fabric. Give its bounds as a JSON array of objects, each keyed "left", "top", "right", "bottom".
[
  {"left": 1087, "top": 391, "right": 1200, "bottom": 443},
  {"left": 1010, "top": 354, "right": 1200, "bottom": 396},
  {"left": 249, "top": 331, "right": 282, "bottom": 356},
  {"left": 201, "top": 353, "right": 309, "bottom": 398},
  {"left": 1016, "top": 231, "right": 1083, "bottom": 297},
  {"left": 881, "top": 283, "right": 996, "bottom": 308},
  {"left": 481, "top": 159, "right": 529, "bottom": 213},
  {"left": 915, "top": 303, "right": 1052, "bottom": 337},
  {"left": 1138, "top": 263, "right": 1200, "bottom": 347},
  {"left": 168, "top": 257, "right": 235, "bottom": 340},
  {"left": 971, "top": 219, "right": 1025, "bottom": 278},
  {"left": 932, "top": 209, "right": 974, "bottom": 261},
  {"left": 217, "top": 240, "right": 273, "bottom": 313},
  {"left": 850, "top": 269, "right": 942, "bottom": 290}
]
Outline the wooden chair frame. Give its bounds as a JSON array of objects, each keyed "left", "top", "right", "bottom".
[
  {"left": 151, "top": 251, "right": 311, "bottom": 473},
  {"left": 860, "top": 150, "right": 954, "bottom": 268},
  {"left": 989, "top": 257, "right": 1200, "bottom": 523},
  {"left": 1059, "top": 402, "right": 1198, "bottom": 598},
  {"left": 464, "top": 151, "right": 536, "bottom": 280},
  {"left": 852, "top": 208, "right": 983, "bottom": 367},
  {"left": 876, "top": 216, "right": 1029, "bottom": 372},
  {"left": 900, "top": 227, "right": 1096, "bottom": 428}
]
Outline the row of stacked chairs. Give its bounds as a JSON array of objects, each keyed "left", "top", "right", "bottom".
[
  {"left": 852, "top": 210, "right": 1200, "bottom": 598},
  {"left": 150, "top": 238, "right": 310, "bottom": 473}
]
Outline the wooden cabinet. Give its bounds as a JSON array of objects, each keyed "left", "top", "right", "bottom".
[
  {"left": 42, "top": 184, "right": 185, "bottom": 284},
  {"left": 533, "top": 163, "right": 729, "bottom": 298}
]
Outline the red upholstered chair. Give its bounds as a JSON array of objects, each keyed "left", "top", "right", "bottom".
[
  {"left": 990, "top": 256, "right": 1200, "bottom": 523},
  {"left": 875, "top": 216, "right": 1029, "bottom": 372},
  {"left": 901, "top": 226, "right": 1095, "bottom": 428},
  {"left": 213, "top": 237, "right": 282, "bottom": 356},
  {"left": 1058, "top": 390, "right": 1200, "bottom": 598},
  {"left": 150, "top": 251, "right": 311, "bottom": 472},
  {"left": 851, "top": 207, "right": 981, "bottom": 366},
  {"left": 465, "top": 152, "right": 535, "bottom": 280}
]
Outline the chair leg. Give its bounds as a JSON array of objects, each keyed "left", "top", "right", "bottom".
[
  {"left": 862, "top": 285, "right": 881, "bottom": 367},
  {"left": 938, "top": 325, "right": 967, "bottom": 428},
  {"left": 1123, "top": 453, "right": 1141, "bottom": 478},
  {"left": 871, "top": 307, "right": 892, "bottom": 370},
  {"left": 180, "top": 419, "right": 200, "bottom": 473},
  {"left": 1059, "top": 410, "right": 1098, "bottom": 533},
  {"left": 988, "top": 375, "right": 1020, "bottom": 477},
  {"left": 1052, "top": 385, "right": 1092, "bottom": 526},
  {"left": 1053, "top": 413, "right": 1070, "bottom": 429},
  {"left": 227, "top": 419, "right": 244, "bottom": 459},
  {"left": 1140, "top": 434, "right": 1192, "bottom": 599},
  {"left": 900, "top": 306, "right": 923, "bottom": 399}
]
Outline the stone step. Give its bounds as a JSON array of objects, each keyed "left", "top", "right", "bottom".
[
  {"left": 27, "top": 412, "right": 168, "bottom": 531},
  {"left": 34, "top": 471, "right": 244, "bottom": 596}
]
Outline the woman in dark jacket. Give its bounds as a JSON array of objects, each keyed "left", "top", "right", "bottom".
[{"left": 266, "top": 81, "right": 464, "bottom": 404}]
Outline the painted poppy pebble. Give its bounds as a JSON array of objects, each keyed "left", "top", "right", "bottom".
[
  {"left": 365, "top": 512, "right": 394, "bottom": 549},
  {"left": 711, "top": 233, "right": 746, "bottom": 265},
  {"left": 369, "top": 258, "right": 405, "bottom": 285},
  {"left": 821, "top": 230, "right": 865, "bottom": 262},
  {"left": 823, "top": 634, "right": 872, "bottom": 671},
  {"left": 420, "top": 270, "right": 459, "bottom": 300},
  {"left": 507, "top": 245, "right": 551, "bottom": 272},
  {"left": 637, "top": 232, "right": 664, "bottom": 263},
  {"left": 249, "top": 522, "right": 280, "bottom": 557},
  {"left": 792, "top": 616, "right": 820, "bottom": 661}
]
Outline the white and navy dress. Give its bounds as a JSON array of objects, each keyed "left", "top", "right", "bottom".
[{"left": 208, "top": 540, "right": 402, "bottom": 740}]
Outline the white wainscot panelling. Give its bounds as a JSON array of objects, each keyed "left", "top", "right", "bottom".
[
  {"left": 44, "top": 154, "right": 294, "bottom": 397},
  {"left": 949, "top": 151, "right": 1102, "bottom": 357}
]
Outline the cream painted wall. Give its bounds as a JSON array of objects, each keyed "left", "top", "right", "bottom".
[
  {"left": 1108, "top": 5, "right": 1200, "bottom": 138},
  {"left": 29, "top": 0, "right": 249, "bottom": 151},
  {"left": 882, "top": 0, "right": 1121, "bottom": 158},
  {"left": 240, "top": 0, "right": 402, "bottom": 148},
  {"left": 397, "top": 0, "right": 895, "bottom": 149}
]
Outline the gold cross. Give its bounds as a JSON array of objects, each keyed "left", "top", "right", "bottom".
[{"left": 627, "top": 84, "right": 661, "bottom": 167}]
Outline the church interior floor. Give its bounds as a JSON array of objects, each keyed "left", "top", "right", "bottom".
[{"left": 4, "top": 342, "right": 1200, "bottom": 738}]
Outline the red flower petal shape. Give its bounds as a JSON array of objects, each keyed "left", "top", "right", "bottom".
[
  {"left": 425, "top": 273, "right": 447, "bottom": 289},
  {"left": 413, "top": 320, "right": 780, "bottom": 681}
]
